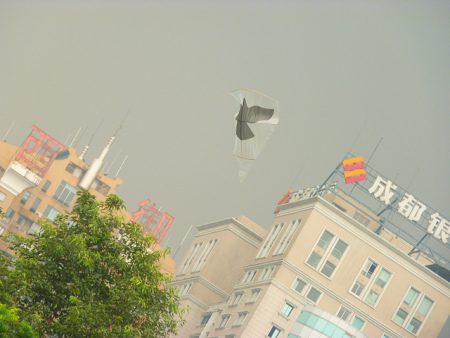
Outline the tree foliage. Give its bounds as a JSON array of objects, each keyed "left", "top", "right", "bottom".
[{"left": 2, "top": 191, "right": 184, "bottom": 337}]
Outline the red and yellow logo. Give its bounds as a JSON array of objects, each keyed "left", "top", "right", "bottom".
[{"left": 343, "top": 157, "right": 366, "bottom": 184}]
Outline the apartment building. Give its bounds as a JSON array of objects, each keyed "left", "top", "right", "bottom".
[
  {"left": 0, "top": 125, "right": 175, "bottom": 275},
  {"left": 172, "top": 155, "right": 449, "bottom": 338}
]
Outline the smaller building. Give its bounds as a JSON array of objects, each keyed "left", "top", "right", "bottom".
[
  {"left": 171, "top": 156, "right": 450, "bottom": 338},
  {"left": 0, "top": 125, "right": 176, "bottom": 275}
]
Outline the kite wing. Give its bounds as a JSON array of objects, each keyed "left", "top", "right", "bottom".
[{"left": 231, "top": 89, "right": 279, "bottom": 182}]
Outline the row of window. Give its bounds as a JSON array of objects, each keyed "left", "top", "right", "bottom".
[
  {"left": 178, "top": 239, "right": 218, "bottom": 275},
  {"left": 298, "top": 310, "right": 363, "bottom": 337},
  {"left": 307, "top": 228, "right": 436, "bottom": 335},
  {"left": 241, "top": 265, "right": 275, "bottom": 284},
  {"left": 256, "top": 219, "right": 302, "bottom": 258}
]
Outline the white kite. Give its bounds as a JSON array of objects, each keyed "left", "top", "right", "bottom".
[{"left": 231, "top": 89, "right": 279, "bottom": 182}]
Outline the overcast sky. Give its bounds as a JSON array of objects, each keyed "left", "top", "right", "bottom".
[{"left": 1, "top": 0, "right": 449, "bottom": 263}]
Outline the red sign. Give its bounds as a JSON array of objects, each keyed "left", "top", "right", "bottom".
[
  {"left": 15, "top": 125, "right": 65, "bottom": 177},
  {"left": 132, "top": 199, "right": 174, "bottom": 244}
]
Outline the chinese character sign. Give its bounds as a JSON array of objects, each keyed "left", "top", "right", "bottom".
[
  {"left": 15, "top": 125, "right": 65, "bottom": 177},
  {"left": 132, "top": 199, "right": 174, "bottom": 244},
  {"left": 368, "top": 176, "right": 397, "bottom": 205},
  {"left": 428, "top": 213, "right": 450, "bottom": 244}
]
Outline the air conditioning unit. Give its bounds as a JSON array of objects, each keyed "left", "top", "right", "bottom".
[{"left": 35, "top": 212, "right": 42, "bottom": 217}]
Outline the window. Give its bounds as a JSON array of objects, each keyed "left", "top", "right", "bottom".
[
  {"left": 178, "top": 283, "right": 192, "bottom": 296},
  {"left": 353, "top": 211, "right": 370, "bottom": 226},
  {"left": 337, "top": 306, "right": 351, "bottom": 321},
  {"left": 362, "top": 259, "right": 378, "bottom": 278},
  {"left": 273, "top": 219, "right": 302, "bottom": 255},
  {"left": 192, "top": 239, "right": 217, "bottom": 272},
  {"left": 65, "top": 162, "right": 85, "bottom": 178},
  {"left": 351, "top": 316, "right": 365, "bottom": 330},
  {"left": 247, "top": 289, "right": 260, "bottom": 303},
  {"left": 350, "top": 258, "right": 392, "bottom": 308},
  {"left": 259, "top": 266, "right": 274, "bottom": 280},
  {"left": 268, "top": 326, "right": 281, "bottom": 338},
  {"left": 30, "top": 198, "right": 41, "bottom": 213},
  {"left": 292, "top": 278, "right": 307, "bottom": 293},
  {"left": 234, "top": 312, "right": 247, "bottom": 326},
  {"left": 27, "top": 222, "right": 41, "bottom": 235},
  {"left": 231, "top": 292, "right": 243, "bottom": 305},
  {"left": 306, "top": 287, "right": 321, "bottom": 303},
  {"left": 179, "top": 242, "right": 203, "bottom": 275},
  {"left": 200, "top": 314, "right": 211, "bottom": 325},
  {"left": 218, "top": 315, "right": 230, "bottom": 328},
  {"left": 41, "top": 180, "right": 51, "bottom": 193},
  {"left": 281, "top": 303, "right": 294, "bottom": 317},
  {"left": 243, "top": 270, "right": 257, "bottom": 283},
  {"left": 392, "top": 287, "right": 434, "bottom": 335},
  {"left": 306, "top": 229, "right": 348, "bottom": 279},
  {"left": 20, "top": 191, "right": 31, "bottom": 204},
  {"left": 3, "top": 208, "right": 15, "bottom": 224},
  {"left": 42, "top": 205, "right": 60, "bottom": 221},
  {"left": 53, "top": 180, "right": 77, "bottom": 206},
  {"left": 91, "top": 179, "right": 111, "bottom": 195},
  {"left": 0, "top": 191, "right": 6, "bottom": 202},
  {"left": 332, "top": 203, "right": 347, "bottom": 212},
  {"left": 256, "top": 222, "right": 284, "bottom": 258}
]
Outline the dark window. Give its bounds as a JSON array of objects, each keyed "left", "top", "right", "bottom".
[
  {"left": 41, "top": 180, "right": 51, "bottom": 193},
  {"left": 53, "top": 181, "right": 77, "bottom": 206},
  {"left": 20, "top": 192, "right": 31, "bottom": 204},
  {"left": 200, "top": 314, "right": 211, "bottom": 325},
  {"left": 268, "top": 326, "right": 281, "bottom": 338},
  {"left": 3, "top": 208, "right": 15, "bottom": 224},
  {"left": 30, "top": 198, "right": 41, "bottom": 213},
  {"left": 65, "top": 162, "right": 85, "bottom": 178}
]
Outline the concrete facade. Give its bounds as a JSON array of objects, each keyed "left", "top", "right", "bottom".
[
  {"left": 0, "top": 134, "right": 176, "bottom": 276},
  {"left": 172, "top": 191, "right": 449, "bottom": 338}
]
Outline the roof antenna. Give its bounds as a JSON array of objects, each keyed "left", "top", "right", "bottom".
[
  {"left": 3, "top": 120, "right": 16, "bottom": 142},
  {"left": 105, "top": 150, "right": 121, "bottom": 176},
  {"left": 74, "top": 125, "right": 88, "bottom": 149},
  {"left": 79, "top": 119, "right": 103, "bottom": 160},
  {"left": 115, "top": 155, "right": 128, "bottom": 178},
  {"left": 79, "top": 111, "right": 130, "bottom": 190},
  {"left": 69, "top": 127, "right": 82, "bottom": 148}
]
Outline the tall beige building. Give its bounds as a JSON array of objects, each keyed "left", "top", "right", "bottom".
[
  {"left": 0, "top": 125, "right": 175, "bottom": 275},
  {"left": 172, "top": 156, "right": 450, "bottom": 338}
]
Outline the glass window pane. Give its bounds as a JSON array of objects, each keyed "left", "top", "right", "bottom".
[
  {"left": 318, "top": 231, "right": 334, "bottom": 250},
  {"left": 362, "top": 260, "right": 378, "bottom": 278},
  {"left": 337, "top": 307, "right": 351, "bottom": 321},
  {"left": 305, "top": 313, "right": 319, "bottom": 327},
  {"left": 417, "top": 297, "right": 433, "bottom": 316},
  {"left": 323, "top": 322, "right": 337, "bottom": 336},
  {"left": 407, "top": 318, "right": 422, "bottom": 334},
  {"left": 315, "top": 317, "right": 328, "bottom": 332},
  {"left": 404, "top": 288, "right": 419, "bottom": 306},
  {"left": 364, "top": 290, "right": 379, "bottom": 306},
  {"left": 306, "top": 251, "right": 322, "bottom": 268},
  {"left": 293, "top": 278, "right": 307, "bottom": 293},
  {"left": 351, "top": 282, "right": 364, "bottom": 296},
  {"left": 393, "top": 309, "right": 408, "bottom": 325},
  {"left": 375, "top": 269, "right": 391, "bottom": 288},
  {"left": 320, "top": 261, "right": 336, "bottom": 277},
  {"left": 281, "top": 303, "right": 293, "bottom": 316},
  {"left": 330, "top": 240, "right": 348, "bottom": 259},
  {"left": 351, "top": 316, "right": 364, "bottom": 330},
  {"left": 306, "top": 288, "right": 321, "bottom": 303},
  {"left": 297, "top": 311, "right": 310, "bottom": 324}
]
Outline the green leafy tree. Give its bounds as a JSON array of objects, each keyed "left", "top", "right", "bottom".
[{"left": 3, "top": 191, "right": 185, "bottom": 337}]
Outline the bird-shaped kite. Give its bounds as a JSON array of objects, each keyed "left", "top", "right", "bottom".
[{"left": 231, "top": 89, "right": 279, "bottom": 182}]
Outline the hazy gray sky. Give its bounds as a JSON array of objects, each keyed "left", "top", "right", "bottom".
[{"left": 1, "top": 1, "right": 449, "bottom": 262}]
